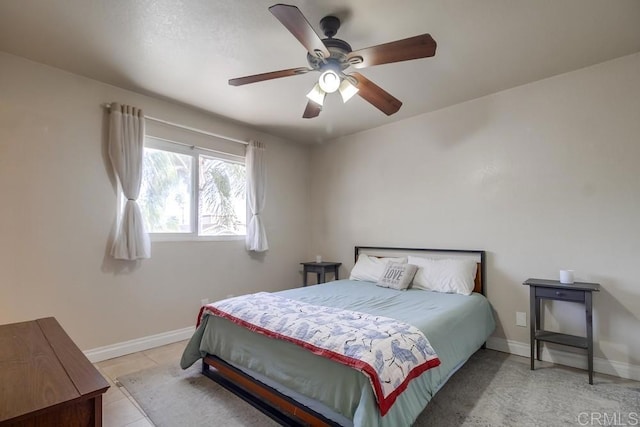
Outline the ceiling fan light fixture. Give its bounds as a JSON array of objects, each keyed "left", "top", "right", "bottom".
[
  {"left": 230, "top": 5, "right": 437, "bottom": 119},
  {"left": 318, "top": 70, "right": 340, "bottom": 93},
  {"left": 339, "top": 79, "right": 359, "bottom": 103},
  {"left": 306, "top": 83, "right": 326, "bottom": 106}
]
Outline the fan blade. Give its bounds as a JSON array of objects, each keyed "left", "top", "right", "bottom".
[
  {"left": 229, "top": 67, "right": 310, "bottom": 86},
  {"left": 351, "top": 72, "right": 402, "bottom": 116},
  {"left": 302, "top": 100, "right": 322, "bottom": 119},
  {"left": 269, "top": 4, "right": 330, "bottom": 59},
  {"left": 347, "top": 34, "right": 436, "bottom": 69}
]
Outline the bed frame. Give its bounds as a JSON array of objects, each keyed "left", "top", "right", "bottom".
[{"left": 201, "top": 246, "right": 486, "bottom": 426}]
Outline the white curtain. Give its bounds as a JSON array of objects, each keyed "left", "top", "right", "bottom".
[
  {"left": 108, "top": 103, "right": 151, "bottom": 260},
  {"left": 245, "top": 140, "right": 269, "bottom": 252}
]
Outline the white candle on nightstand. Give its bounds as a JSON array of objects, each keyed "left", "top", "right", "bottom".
[
  {"left": 316, "top": 255, "right": 322, "bottom": 263},
  {"left": 560, "top": 269, "right": 574, "bottom": 284}
]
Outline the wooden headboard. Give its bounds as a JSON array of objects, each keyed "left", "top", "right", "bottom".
[{"left": 354, "top": 246, "right": 486, "bottom": 296}]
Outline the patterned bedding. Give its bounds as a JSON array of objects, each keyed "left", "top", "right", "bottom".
[
  {"left": 199, "top": 292, "right": 441, "bottom": 415},
  {"left": 182, "top": 280, "right": 495, "bottom": 427}
]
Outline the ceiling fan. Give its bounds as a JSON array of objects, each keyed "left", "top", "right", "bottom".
[{"left": 229, "top": 4, "right": 437, "bottom": 119}]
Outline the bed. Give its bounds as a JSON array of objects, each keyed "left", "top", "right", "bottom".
[{"left": 181, "top": 247, "right": 495, "bottom": 426}]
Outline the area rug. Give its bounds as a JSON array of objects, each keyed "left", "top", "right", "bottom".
[{"left": 118, "top": 350, "right": 640, "bottom": 426}]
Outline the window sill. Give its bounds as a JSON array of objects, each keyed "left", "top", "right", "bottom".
[{"left": 150, "top": 234, "right": 245, "bottom": 243}]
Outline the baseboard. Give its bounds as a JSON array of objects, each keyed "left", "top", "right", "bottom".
[
  {"left": 84, "top": 326, "right": 195, "bottom": 363},
  {"left": 83, "top": 328, "right": 640, "bottom": 381},
  {"left": 486, "top": 337, "right": 640, "bottom": 382}
]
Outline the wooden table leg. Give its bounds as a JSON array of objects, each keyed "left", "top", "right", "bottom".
[
  {"left": 535, "top": 296, "right": 542, "bottom": 361},
  {"left": 94, "top": 395, "right": 103, "bottom": 427},
  {"left": 586, "top": 291, "right": 594, "bottom": 384},
  {"left": 530, "top": 286, "right": 535, "bottom": 370}
]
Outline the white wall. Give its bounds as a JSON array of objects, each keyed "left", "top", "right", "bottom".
[
  {"left": 309, "top": 53, "right": 640, "bottom": 370},
  {"left": 0, "top": 52, "right": 310, "bottom": 350},
  {"left": 2, "top": 47, "right": 639, "bottom": 374}
]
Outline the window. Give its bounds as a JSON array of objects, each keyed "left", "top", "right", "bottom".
[{"left": 138, "top": 137, "right": 246, "bottom": 240}]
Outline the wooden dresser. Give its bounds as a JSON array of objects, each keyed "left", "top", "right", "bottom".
[{"left": 0, "top": 317, "right": 110, "bottom": 426}]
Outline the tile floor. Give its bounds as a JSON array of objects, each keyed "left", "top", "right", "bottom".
[{"left": 95, "top": 340, "right": 189, "bottom": 427}]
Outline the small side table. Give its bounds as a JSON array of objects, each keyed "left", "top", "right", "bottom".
[
  {"left": 301, "top": 262, "right": 341, "bottom": 286},
  {"left": 523, "top": 278, "right": 600, "bottom": 384}
]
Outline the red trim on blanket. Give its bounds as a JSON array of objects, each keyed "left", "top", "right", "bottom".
[
  {"left": 198, "top": 304, "right": 441, "bottom": 416},
  {"left": 196, "top": 305, "right": 206, "bottom": 328}
]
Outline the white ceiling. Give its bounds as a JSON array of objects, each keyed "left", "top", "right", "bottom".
[{"left": 1, "top": 1, "right": 639, "bottom": 143}]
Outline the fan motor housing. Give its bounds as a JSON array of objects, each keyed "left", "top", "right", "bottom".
[
  {"left": 307, "top": 38, "right": 352, "bottom": 71},
  {"left": 307, "top": 15, "right": 353, "bottom": 71}
]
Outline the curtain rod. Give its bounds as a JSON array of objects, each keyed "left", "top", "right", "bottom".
[{"left": 102, "top": 103, "right": 249, "bottom": 146}]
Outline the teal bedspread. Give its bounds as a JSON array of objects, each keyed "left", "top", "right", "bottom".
[{"left": 181, "top": 280, "right": 495, "bottom": 427}]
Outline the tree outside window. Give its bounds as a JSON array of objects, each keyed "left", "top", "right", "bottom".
[{"left": 137, "top": 138, "right": 246, "bottom": 238}]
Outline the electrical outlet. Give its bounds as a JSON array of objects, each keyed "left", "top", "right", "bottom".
[
  {"left": 226, "top": 294, "right": 234, "bottom": 298},
  {"left": 200, "top": 298, "right": 209, "bottom": 306},
  {"left": 516, "top": 311, "right": 527, "bottom": 327}
]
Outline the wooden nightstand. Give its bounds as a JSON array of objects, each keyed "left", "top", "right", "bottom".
[
  {"left": 523, "top": 278, "right": 600, "bottom": 384},
  {"left": 300, "top": 262, "right": 341, "bottom": 286}
]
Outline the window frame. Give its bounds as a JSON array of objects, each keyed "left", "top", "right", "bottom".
[{"left": 141, "top": 136, "right": 247, "bottom": 242}]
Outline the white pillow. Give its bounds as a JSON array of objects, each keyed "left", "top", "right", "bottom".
[
  {"left": 349, "top": 254, "right": 407, "bottom": 282},
  {"left": 408, "top": 256, "right": 477, "bottom": 295},
  {"left": 377, "top": 262, "right": 418, "bottom": 290}
]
